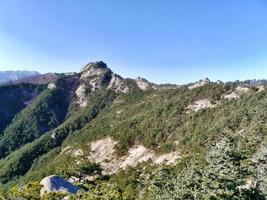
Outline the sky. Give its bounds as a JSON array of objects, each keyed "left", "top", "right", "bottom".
[{"left": 0, "top": 0, "right": 267, "bottom": 84}]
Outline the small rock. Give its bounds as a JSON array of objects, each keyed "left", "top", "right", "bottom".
[{"left": 47, "top": 83, "right": 56, "bottom": 89}]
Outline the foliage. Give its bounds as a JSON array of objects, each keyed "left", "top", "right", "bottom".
[
  {"left": 0, "top": 78, "right": 266, "bottom": 199},
  {"left": 0, "top": 89, "right": 116, "bottom": 185},
  {"left": 0, "top": 87, "right": 70, "bottom": 159},
  {"left": 54, "top": 154, "right": 101, "bottom": 181},
  {"left": 73, "top": 182, "right": 123, "bottom": 200},
  {"left": 0, "top": 83, "right": 44, "bottom": 134},
  {"left": 8, "top": 181, "right": 42, "bottom": 200},
  {"left": 146, "top": 136, "right": 266, "bottom": 199}
]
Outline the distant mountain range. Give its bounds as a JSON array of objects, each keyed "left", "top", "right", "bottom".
[{"left": 0, "top": 70, "right": 40, "bottom": 84}]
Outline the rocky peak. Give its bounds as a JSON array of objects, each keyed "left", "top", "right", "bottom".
[
  {"left": 79, "top": 61, "right": 112, "bottom": 89},
  {"left": 107, "top": 73, "right": 129, "bottom": 93},
  {"left": 76, "top": 61, "right": 127, "bottom": 107},
  {"left": 80, "top": 61, "right": 109, "bottom": 75}
]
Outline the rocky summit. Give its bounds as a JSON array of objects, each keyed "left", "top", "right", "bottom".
[{"left": 0, "top": 61, "right": 266, "bottom": 199}]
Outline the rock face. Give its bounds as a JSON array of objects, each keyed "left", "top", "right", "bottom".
[
  {"left": 136, "top": 77, "right": 152, "bottom": 90},
  {"left": 47, "top": 83, "right": 56, "bottom": 89},
  {"left": 107, "top": 74, "right": 129, "bottom": 93},
  {"left": 75, "top": 61, "right": 112, "bottom": 107},
  {"left": 40, "top": 175, "right": 80, "bottom": 196},
  {"left": 224, "top": 86, "right": 250, "bottom": 100},
  {"left": 75, "top": 61, "right": 181, "bottom": 107},
  {"left": 80, "top": 61, "right": 112, "bottom": 91},
  {"left": 188, "top": 78, "right": 210, "bottom": 90},
  {"left": 76, "top": 61, "right": 131, "bottom": 107},
  {"left": 257, "top": 85, "right": 265, "bottom": 93},
  {"left": 64, "top": 137, "right": 180, "bottom": 174},
  {"left": 87, "top": 137, "right": 181, "bottom": 174}
]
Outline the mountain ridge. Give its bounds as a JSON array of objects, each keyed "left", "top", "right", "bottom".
[
  {"left": 0, "top": 70, "right": 40, "bottom": 84},
  {"left": 0, "top": 61, "right": 266, "bottom": 199}
]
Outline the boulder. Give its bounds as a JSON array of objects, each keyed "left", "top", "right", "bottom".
[{"left": 40, "top": 175, "right": 80, "bottom": 196}]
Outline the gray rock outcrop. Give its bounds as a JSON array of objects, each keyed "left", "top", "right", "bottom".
[{"left": 40, "top": 175, "right": 80, "bottom": 196}]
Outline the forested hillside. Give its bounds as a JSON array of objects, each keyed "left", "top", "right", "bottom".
[{"left": 0, "top": 62, "right": 266, "bottom": 200}]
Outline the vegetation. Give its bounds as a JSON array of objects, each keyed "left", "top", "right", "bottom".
[
  {"left": 0, "top": 88, "right": 116, "bottom": 185},
  {"left": 0, "top": 71, "right": 266, "bottom": 199},
  {"left": 0, "top": 83, "right": 45, "bottom": 134}
]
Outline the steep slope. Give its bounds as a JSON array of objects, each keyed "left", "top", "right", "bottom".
[
  {"left": 0, "top": 83, "right": 45, "bottom": 135},
  {"left": 0, "top": 74, "right": 79, "bottom": 159},
  {"left": 0, "top": 89, "right": 116, "bottom": 185}
]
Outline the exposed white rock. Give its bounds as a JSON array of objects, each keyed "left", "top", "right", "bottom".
[
  {"left": 61, "top": 146, "right": 84, "bottom": 157},
  {"left": 75, "top": 61, "right": 112, "bottom": 107},
  {"left": 89, "top": 137, "right": 118, "bottom": 163},
  {"left": 107, "top": 74, "right": 129, "bottom": 93},
  {"left": 216, "top": 80, "right": 224, "bottom": 84},
  {"left": 47, "top": 83, "right": 56, "bottom": 89},
  {"left": 68, "top": 176, "right": 80, "bottom": 184},
  {"left": 186, "top": 99, "right": 217, "bottom": 113},
  {"left": 136, "top": 77, "right": 151, "bottom": 90},
  {"left": 236, "top": 86, "right": 250, "bottom": 93},
  {"left": 116, "top": 109, "right": 124, "bottom": 114},
  {"left": 75, "top": 84, "right": 88, "bottom": 107},
  {"left": 40, "top": 175, "right": 80, "bottom": 196},
  {"left": 80, "top": 61, "right": 109, "bottom": 77},
  {"left": 257, "top": 85, "right": 265, "bottom": 93},
  {"left": 224, "top": 86, "right": 250, "bottom": 100},
  {"left": 51, "top": 131, "right": 57, "bottom": 139},
  {"left": 120, "top": 145, "right": 155, "bottom": 169},
  {"left": 73, "top": 149, "right": 84, "bottom": 157},
  {"left": 188, "top": 78, "right": 210, "bottom": 90},
  {"left": 88, "top": 137, "right": 120, "bottom": 174},
  {"left": 238, "top": 179, "right": 258, "bottom": 191},
  {"left": 75, "top": 61, "right": 133, "bottom": 107},
  {"left": 236, "top": 129, "right": 246, "bottom": 137},
  {"left": 153, "top": 152, "right": 181, "bottom": 165},
  {"left": 87, "top": 137, "right": 181, "bottom": 174}
]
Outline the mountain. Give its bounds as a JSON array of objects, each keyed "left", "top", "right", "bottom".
[
  {"left": 7, "top": 73, "right": 59, "bottom": 85},
  {"left": 0, "top": 70, "right": 40, "bottom": 84},
  {"left": 0, "top": 61, "right": 266, "bottom": 200}
]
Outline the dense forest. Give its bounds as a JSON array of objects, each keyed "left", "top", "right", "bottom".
[{"left": 0, "top": 62, "right": 266, "bottom": 199}]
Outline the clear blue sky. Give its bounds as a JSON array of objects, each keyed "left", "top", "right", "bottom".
[{"left": 0, "top": 0, "right": 267, "bottom": 84}]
